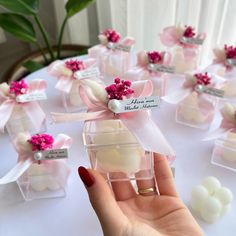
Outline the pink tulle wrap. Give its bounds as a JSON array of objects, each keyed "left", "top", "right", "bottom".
[
  {"left": 0, "top": 79, "right": 47, "bottom": 133},
  {"left": 0, "top": 134, "right": 72, "bottom": 185}
]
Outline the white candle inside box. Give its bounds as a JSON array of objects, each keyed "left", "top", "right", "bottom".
[
  {"left": 87, "top": 120, "right": 144, "bottom": 173},
  {"left": 7, "top": 105, "right": 36, "bottom": 134},
  {"left": 172, "top": 47, "right": 197, "bottom": 74},
  {"left": 190, "top": 177, "right": 233, "bottom": 223},
  {"left": 28, "top": 164, "right": 61, "bottom": 192},
  {"left": 179, "top": 92, "right": 207, "bottom": 123}
]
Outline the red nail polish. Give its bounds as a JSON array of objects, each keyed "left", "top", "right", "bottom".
[{"left": 78, "top": 166, "right": 95, "bottom": 187}]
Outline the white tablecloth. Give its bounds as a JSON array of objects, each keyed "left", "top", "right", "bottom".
[{"left": 0, "top": 65, "right": 236, "bottom": 236}]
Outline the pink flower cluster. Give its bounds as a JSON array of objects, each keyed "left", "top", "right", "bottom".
[
  {"left": 224, "top": 45, "right": 236, "bottom": 59},
  {"left": 147, "top": 51, "right": 163, "bottom": 64},
  {"left": 65, "top": 60, "right": 86, "bottom": 72},
  {"left": 105, "top": 78, "right": 134, "bottom": 100},
  {"left": 9, "top": 80, "right": 28, "bottom": 96},
  {"left": 102, "top": 29, "right": 121, "bottom": 43},
  {"left": 28, "top": 134, "right": 54, "bottom": 151},
  {"left": 183, "top": 26, "right": 196, "bottom": 38},
  {"left": 194, "top": 72, "right": 211, "bottom": 86}
]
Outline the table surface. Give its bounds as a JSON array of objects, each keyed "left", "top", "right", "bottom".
[{"left": 0, "top": 62, "right": 236, "bottom": 236}]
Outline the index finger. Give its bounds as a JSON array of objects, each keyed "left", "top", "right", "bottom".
[{"left": 154, "top": 153, "right": 179, "bottom": 197}]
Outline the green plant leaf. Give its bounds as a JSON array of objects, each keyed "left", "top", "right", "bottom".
[
  {"left": 66, "top": 0, "right": 95, "bottom": 18},
  {"left": 0, "top": 13, "right": 36, "bottom": 42},
  {"left": 23, "top": 60, "right": 44, "bottom": 73},
  {"left": 0, "top": 0, "right": 39, "bottom": 15}
]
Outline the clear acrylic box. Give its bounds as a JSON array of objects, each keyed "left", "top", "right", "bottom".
[
  {"left": 211, "top": 132, "right": 236, "bottom": 171},
  {"left": 176, "top": 92, "right": 217, "bottom": 130},
  {"left": 100, "top": 51, "right": 132, "bottom": 77},
  {"left": 61, "top": 80, "right": 86, "bottom": 113},
  {"left": 17, "top": 160, "right": 70, "bottom": 201},
  {"left": 83, "top": 120, "right": 154, "bottom": 182},
  {"left": 6, "top": 104, "right": 46, "bottom": 138}
]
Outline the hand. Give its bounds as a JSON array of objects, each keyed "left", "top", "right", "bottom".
[{"left": 78, "top": 153, "right": 204, "bottom": 236}]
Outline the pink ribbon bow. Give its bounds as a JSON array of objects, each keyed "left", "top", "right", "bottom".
[
  {"left": 159, "top": 25, "right": 206, "bottom": 60},
  {"left": 204, "top": 104, "right": 236, "bottom": 141},
  {"left": 51, "top": 78, "right": 175, "bottom": 157},
  {"left": 0, "top": 133, "right": 72, "bottom": 185},
  {"left": 0, "top": 79, "right": 47, "bottom": 133},
  {"left": 48, "top": 58, "right": 97, "bottom": 93},
  {"left": 162, "top": 72, "right": 225, "bottom": 104}
]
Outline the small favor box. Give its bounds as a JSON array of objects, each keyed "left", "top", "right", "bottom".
[
  {"left": 0, "top": 79, "right": 47, "bottom": 138},
  {"left": 83, "top": 119, "right": 154, "bottom": 181},
  {"left": 160, "top": 25, "right": 206, "bottom": 74},
  {"left": 48, "top": 59, "right": 99, "bottom": 113},
  {"left": 9, "top": 133, "right": 72, "bottom": 201},
  {"left": 17, "top": 158, "right": 70, "bottom": 201},
  {"left": 61, "top": 80, "right": 85, "bottom": 113},
  {"left": 6, "top": 104, "right": 47, "bottom": 138},
  {"left": 176, "top": 92, "right": 217, "bottom": 130},
  {"left": 88, "top": 29, "right": 135, "bottom": 78},
  {"left": 211, "top": 132, "right": 236, "bottom": 172},
  {"left": 125, "top": 51, "right": 173, "bottom": 97}
]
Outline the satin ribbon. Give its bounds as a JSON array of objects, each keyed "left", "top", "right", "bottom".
[
  {"left": 162, "top": 72, "right": 225, "bottom": 104},
  {"left": 0, "top": 79, "right": 47, "bottom": 133},
  {"left": 48, "top": 58, "right": 97, "bottom": 94},
  {"left": 0, "top": 134, "right": 72, "bottom": 185},
  {"left": 51, "top": 79, "right": 175, "bottom": 157},
  {"left": 160, "top": 26, "right": 206, "bottom": 60}
]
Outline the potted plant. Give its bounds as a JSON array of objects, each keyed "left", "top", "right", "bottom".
[{"left": 0, "top": 0, "right": 95, "bottom": 82}]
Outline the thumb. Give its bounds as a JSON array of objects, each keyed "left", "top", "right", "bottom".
[{"left": 78, "top": 167, "right": 127, "bottom": 232}]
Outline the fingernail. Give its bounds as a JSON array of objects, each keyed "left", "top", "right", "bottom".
[{"left": 78, "top": 166, "right": 95, "bottom": 187}]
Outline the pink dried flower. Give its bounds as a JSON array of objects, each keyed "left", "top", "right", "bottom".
[
  {"left": 9, "top": 80, "right": 28, "bottom": 96},
  {"left": 224, "top": 45, "right": 236, "bottom": 59},
  {"left": 194, "top": 72, "right": 211, "bottom": 86},
  {"left": 28, "top": 134, "right": 54, "bottom": 151},
  {"left": 105, "top": 77, "right": 134, "bottom": 100},
  {"left": 65, "top": 60, "right": 86, "bottom": 72},
  {"left": 183, "top": 26, "right": 196, "bottom": 38},
  {"left": 102, "top": 29, "right": 121, "bottom": 43},
  {"left": 147, "top": 51, "right": 163, "bottom": 64}
]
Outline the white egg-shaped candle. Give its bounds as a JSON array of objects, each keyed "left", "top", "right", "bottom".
[{"left": 96, "top": 147, "right": 143, "bottom": 173}]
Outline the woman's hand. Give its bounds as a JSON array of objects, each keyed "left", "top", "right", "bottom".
[{"left": 78, "top": 153, "right": 204, "bottom": 236}]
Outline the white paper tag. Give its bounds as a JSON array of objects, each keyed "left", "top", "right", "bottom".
[
  {"left": 74, "top": 67, "right": 100, "bottom": 79},
  {"left": 107, "top": 42, "right": 131, "bottom": 52},
  {"left": 108, "top": 96, "right": 160, "bottom": 113},
  {"left": 34, "top": 148, "right": 68, "bottom": 161},
  {"left": 195, "top": 84, "right": 224, "bottom": 97},
  {"left": 148, "top": 63, "right": 175, "bottom": 74},
  {"left": 180, "top": 36, "right": 204, "bottom": 45},
  {"left": 226, "top": 59, "right": 236, "bottom": 67},
  {"left": 16, "top": 91, "right": 47, "bottom": 103}
]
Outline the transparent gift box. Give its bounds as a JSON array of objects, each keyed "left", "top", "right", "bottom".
[
  {"left": 61, "top": 80, "right": 86, "bottom": 113},
  {"left": 172, "top": 47, "right": 199, "bottom": 74},
  {"left": 175, "top": 92, "right": 217, "bottom": 130},
  {"left": 6, "top": 103, "right": 46, "bottom": 138},
  {"left": 100, "top": 50, "right": 132, "bottom": 78},
  {"left": 211, "top": 131, "right": 236, "bottom": 172},
  {"left": 83, "top": 119, "right": 154, "bottom": 182},
  {"left": 17, "top": 159, "right": 70, "bottom": 201}
]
